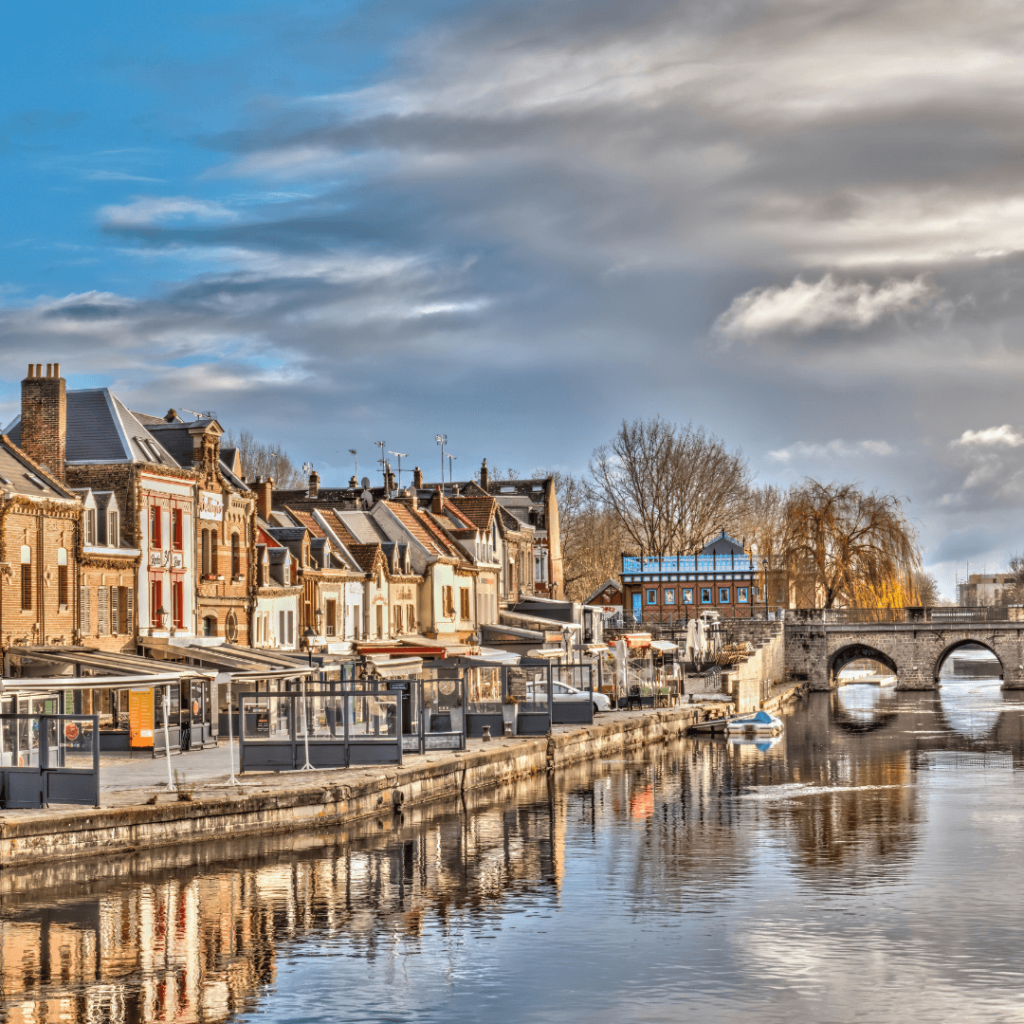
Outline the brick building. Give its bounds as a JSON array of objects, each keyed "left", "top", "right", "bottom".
[{"left": 0, "top": 431, "right": 81, "bottom": 651}]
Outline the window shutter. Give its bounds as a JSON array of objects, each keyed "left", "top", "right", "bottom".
[
  {"left": 98, "top": 586, "right": 109, "bottom": 635},
  {"left": 126, "top": 587, "right": 134, "bottom": 634},
  {"left": 110, "top": 587, "right": 119, "bottom": 635},
  {"left": 79, "top": 586, "right": 90, "bottom": 634}
]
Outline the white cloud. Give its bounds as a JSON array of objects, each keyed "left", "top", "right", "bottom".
[
  {"left": 954, "top": 425, "right": 1024, "bottom": 447},
  {"left": 768, "top": 439, "right": 897, "bottom": 462},
  {"left": 715, "top": 274, "right": 940, "bottom": 338},
  {"left": 99, "top": 196, "right": 237, "bottom": 228}
]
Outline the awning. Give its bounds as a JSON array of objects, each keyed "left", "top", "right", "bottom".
[
  {"left": 140, "top": 637, "right": 310, "bottom": 674},
  {"left": 481, "top": 623, "right": 545, "bottom": 642},
  {"left": 526, "top": 648, "right": 566, "bottom": 660},
  {"left": 364, "top": 655, "right": 424, "bottom": 678},
  {"left": 649, "top": 640, "right": 679, "bottom": 652},
  {"left": 500, "top": 611, "right": 582, "bottom": 633}
]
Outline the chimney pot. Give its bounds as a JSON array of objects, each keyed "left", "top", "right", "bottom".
[
  {"left": 308, "top": 470, "right": 320, "bottom": 499},
  {"left": 431, "top": 485, "right": 444, "bottom": 514},
  {"left": 413, "top": 466, "right": 424, "bottom": 489},
  {"left": 35, "top": 364, "right": 42, "bottom": 378},
  {"left": 480, "top": 458, "right": 489, "bottom": 490}
]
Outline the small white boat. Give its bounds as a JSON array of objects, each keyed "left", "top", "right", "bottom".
[{"left": 724, "top": 710, "right": 784, "bottom": 735}]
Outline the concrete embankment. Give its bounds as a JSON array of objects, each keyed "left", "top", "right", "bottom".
[{"left": 0, "top": 706, "right": 714, "bottom": 869}]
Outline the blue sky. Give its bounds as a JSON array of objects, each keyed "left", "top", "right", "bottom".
[{"left": 6, "top": 0, "right": 1024, "bottom": 597}]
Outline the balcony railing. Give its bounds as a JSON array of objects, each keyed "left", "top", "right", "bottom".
[{"left": 622, "top": 554, "right": 757, "bottom": 574}]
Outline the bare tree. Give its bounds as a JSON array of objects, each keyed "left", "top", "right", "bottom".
[
  {"left": 546, "top": 471, "right": 625, "bottom": 601},
  {"left": 736, "top": 483, "right": 788, "bottom": 566},
  {"left": 590, "top": 418, "right": 749, "bottom": 555},
  {"left": 1007, "top": 553, "right": 1024, "bottom": 603},
  {"left": 910, "top": 570, "right": 941, "bottom": 606},
  {"left": 227, "top": 429, "right": 305, "bottom": 488},
  {"left": 783, "top": 480, "right": 921, "bottom": 608}
]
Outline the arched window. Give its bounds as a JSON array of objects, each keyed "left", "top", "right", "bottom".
[
  {"left": 231, "top": 533, "right": 240, "bottom": 578},
  {"left": 202, "top": 615, "right": 216, "bottom": 637},
  {"left": 225, "top": 611, "right": 238, "bottom": 642},
  {"left": 57, "top": 547, "right": 68, "bottom": 607},
  {"left": 211, "top": 532, "right": 219, "bottom": 577},
  {"left": 20, "top": 544, "right": 31, "bottom": 611}
]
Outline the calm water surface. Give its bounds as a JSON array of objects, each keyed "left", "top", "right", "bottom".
[{"left": 3, "top": 671, "right": 1024, "bottom": 1023}]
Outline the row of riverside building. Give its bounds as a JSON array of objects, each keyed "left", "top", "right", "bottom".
[{"left": 0, "top": 363, "right": 568, "bottom": 749}]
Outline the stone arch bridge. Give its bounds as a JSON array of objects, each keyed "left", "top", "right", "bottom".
[{"left": 783, "top": 612, "right": 1024, "bottom": 691}]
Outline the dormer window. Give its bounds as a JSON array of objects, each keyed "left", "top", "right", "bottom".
[
  {"left": 85, "top": 509, "right": 97, "bottom": 546},
  {"left": 108, "top": 511, "right": 119, "bottom": 547}
]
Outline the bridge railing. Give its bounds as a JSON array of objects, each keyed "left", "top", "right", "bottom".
[{"left": 784, "top": 606, "right": 1020, "bottom": 625}]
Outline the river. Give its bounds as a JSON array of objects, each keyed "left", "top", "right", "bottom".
[{"left": 2, "top": 667, "right": 1023, "bottom": 1023}]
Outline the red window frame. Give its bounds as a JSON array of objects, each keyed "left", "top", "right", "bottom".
[
  {"left": 173, "top": 579, "right": 184, "bottom": 629},
  {"left": 150, "top": 505, "right": 162, "bottom": 548},
  {"left": 172, "top": 508, "right": 183, "bottom": 551},
  {"left": 150, "top": 580, "right": 163, "bottom": 626}
]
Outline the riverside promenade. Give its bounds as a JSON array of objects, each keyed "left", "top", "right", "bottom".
[{"left": 0, "top": 704, "right": 729, "bottom": 869}]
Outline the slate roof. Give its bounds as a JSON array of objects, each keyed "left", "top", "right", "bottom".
[
  {"left": 7, "top": 390, "right": 178, "bottom": 466},
  {"left": 0, "top": 435, "right": 78, "bottom": 501},
  {"left": 701, "top": 531, "right": 746, "bottom": 556},
  {"left": 332, "top": 510, "right": 391, "bottom": 545}
]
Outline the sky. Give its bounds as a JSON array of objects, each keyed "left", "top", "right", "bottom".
[{"left": 3, "top": 0, "right": 1024, "bottom": 598}]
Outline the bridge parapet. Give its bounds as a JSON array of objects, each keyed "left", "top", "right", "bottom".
[
  {"left": 783, "top": 619, "right": 1024, "bottom": 691},
  {"left": 784, "top": 606, "right": 1024, "bottom": 625}
]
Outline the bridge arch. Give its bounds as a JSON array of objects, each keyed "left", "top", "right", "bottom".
[
  {"left": 932, "top": 639, "right": 1004, "bottom": 684},
  {"left": 829, "top": 643, "right": 899, "bottom": 687}
]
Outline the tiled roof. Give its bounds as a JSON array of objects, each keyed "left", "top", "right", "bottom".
[
  {"left": 347, "top": 543, "right": 382, "bottom": 573},
  {"left": 285, "top": 506, "right": 325, "bottom": 538},
  {"left": 381, "top": 501, "right": 450, "bottom": 557},
  {"left": 449, "top": 495, "right": 496, "bottom": 531}
]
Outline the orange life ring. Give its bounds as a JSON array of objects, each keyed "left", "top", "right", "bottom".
[
  {"left": 192, "top": 701, "right": 200, "bottom": 716},
  {"left": 64, "top": 722, "right": 79, "bottom": 742},
  {"left": 18, "top": 755, "right": 24, "bottom": 767}
]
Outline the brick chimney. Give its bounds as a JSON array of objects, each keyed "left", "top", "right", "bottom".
[
  {"left": 254, "top": 476, "right": 274, "bottom": 521},
  {"left": 20, "top": 362, "right": 67, "bottom": 482},
  {"left": 413, "top": 466, "right": 424, "bottom": 489},
  {"left": 308, "top": 469, "right": 320, "bottom": 498},
  {"left": 480, "top": 457, "right": 489, "bottom": 490},
  {"left": 384, "top": 463, "right": 396, "bottom": 493},
  {"left": 431, "top": 485, "right": 445, "bottom": 513}
]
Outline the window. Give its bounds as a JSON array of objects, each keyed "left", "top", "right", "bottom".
[
  {"left": 442, "top": 586, "right": 455, "bottom": 617},
  {"left": 201, "top": 530, "right": 210, "bottom": 575},
  {"left": 278, "top": 610, "right": 286, "bottom": 646},
  {"left": 231, "top": 533, "right": 240, "bottom": 577},
  {"left": 376, "top": 604, "right": 384, "bottom": 638},
  {"left": 203, "top": 615, "right": 216, "bottom": 638},
  {"left": 534, "top": 550, "right": 547, "bottom": 582},
  {"left": 664, "top": 588, "right": 675, "bottom": 605},
  {"left": 150, "top": 505, "right": 162, "bottom": 548},
  {"left": 119, "top": 586, "right": 133, "bottom": 633},
  {"left": 110, "top": 586, "right": 119, "bottom": 634},
  {"left": 407, "top": 603, "right": 416, "bottom": 633},
  {"left": 394, "top": 605, "right": 404, "bottom": 634},
  {"left": 79, "top": 585, "right": 90, "bottom": 634},
  {"left": 108, "top": 511, "right": 119, "bottom": 547},
  {"left": 211, "top": 532, "right": 219, "bottom": 576},
  {"left": 173, "top": 580, "right": 184, "bottom": 629},
  {"left": 20, "top": 545, "right": 31, "bottom": 611},
  {"left": 646, "top": 589, "right": 657, "bottom": 605},
  {"left": 85, "top": 509, "right": 96, "bottom": 546},
  {"left": 172, "top": 509, "right": 183, "bottom": 550},
  {"left": 700, "top": 588, "right": 712, "bottom": 604},
  {"left": 719, "top": 587, "right": 730, "bottom": 604},
  {"left": 226, "top": 611, "right": 238, "bottom": 642},
  {"left": 98, "top": 586, "right": 110, "bottom": 635},
  {"left": 57, "top": 548, "right": 68, "bottom": 608},
  {"left": 737, "top": 587, "right": 748, "bottom": 603},
  {"left": 287, "top": 610, "right": 294, "bottom": 646},
  {"left": 150, "top": 580, "right": 163, "bottom": 627},
  {"left": 682, "top": 588, "right": 694, "bottom": 604},
  {"left": 325, "top": 599, "right": 337, "bottom": 636},
  {"left": 460, "top": 587, "right": 470, "bottom": 620}
]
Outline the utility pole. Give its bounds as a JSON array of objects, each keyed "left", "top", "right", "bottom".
[
  {"left": 375, "top": 440, "right": 386, "bottom": 484},
  {"left": 446, "top": 452, "right": 457, "bottom": 486}
]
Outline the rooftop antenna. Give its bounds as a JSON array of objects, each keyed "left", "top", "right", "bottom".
[
  {"left": 374, "top": 440, "right": 386, "bottom": 484},
  {"left": 435, "top": 433, "right": 447, "bottom": 485},
  {"left": 388, "top": 450, "right": 408, "bottom": 490},
  {"left": 348, "top": 449, "right": 357, "bottom": 479},
  {"left": 446, "top": 452, "right": 457, "bottom": 487}
]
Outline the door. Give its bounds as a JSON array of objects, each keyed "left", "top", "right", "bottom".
[{"left": 632, "top": 592, "right": 642, "bottom": 623}]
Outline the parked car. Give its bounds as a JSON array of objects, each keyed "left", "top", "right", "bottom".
[{"left": 527, "top": 680, "right": 612, "bottom": 713}]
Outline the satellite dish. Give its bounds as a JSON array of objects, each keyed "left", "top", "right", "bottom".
[{"left": 361, "top": 477, "right": 371, "bottom": 490}]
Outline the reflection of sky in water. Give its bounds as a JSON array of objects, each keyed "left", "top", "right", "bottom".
[
  {"left": 938, "top": 680, "right": 1003, "bottom": 740},
  {"left": 835, "top": 682, "right": 898, "bottom": 723}
]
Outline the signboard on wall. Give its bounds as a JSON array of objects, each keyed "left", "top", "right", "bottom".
[
  {"left": 198, "top": 491, "right": 224, "bottom": 521},
  {"left": 129, "top": 689, "right": 154, "bottom": 748}
]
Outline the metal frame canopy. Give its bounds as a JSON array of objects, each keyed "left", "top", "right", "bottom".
[{"left": 139, "top": 637, "right": 311, "bottom": 673}]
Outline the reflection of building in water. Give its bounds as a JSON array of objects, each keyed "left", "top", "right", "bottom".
[{"left": 0, "top": 782, "right": 559, "bottom": 1023}]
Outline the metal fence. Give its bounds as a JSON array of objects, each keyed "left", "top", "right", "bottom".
[
  {"left": 238, "top": 690, "right": 402, "bottom": 771},
  {"left": 0, "top": 713, "right": 100, "bottom": 808}
]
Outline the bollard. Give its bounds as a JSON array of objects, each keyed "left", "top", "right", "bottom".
[
  {"left": 481, "top": 725, "right": 492, "bottom": 742},
  {"left": 503, "top": 722, "right": 513, "bottom": 738}
]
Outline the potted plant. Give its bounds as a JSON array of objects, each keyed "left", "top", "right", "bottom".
[{"left": 502, "top": 694, "right": 519, "bottom": 733}]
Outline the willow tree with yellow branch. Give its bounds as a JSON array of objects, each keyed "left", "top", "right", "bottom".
[{"left": 783, "top": 480, "right": 921, "bottom": 610}]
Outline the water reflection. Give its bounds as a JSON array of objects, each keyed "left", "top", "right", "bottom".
[{"left": 4, "top": 684, "right": 1024, "bottom": 1023}]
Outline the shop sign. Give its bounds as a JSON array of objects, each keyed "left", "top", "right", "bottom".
[{"left": 198, "top": 490, "right": 224, "bottom": 521}]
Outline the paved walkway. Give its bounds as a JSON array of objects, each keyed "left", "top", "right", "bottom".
[{"left": 92, "top": 708, "right": 671, "bottom": 806}]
